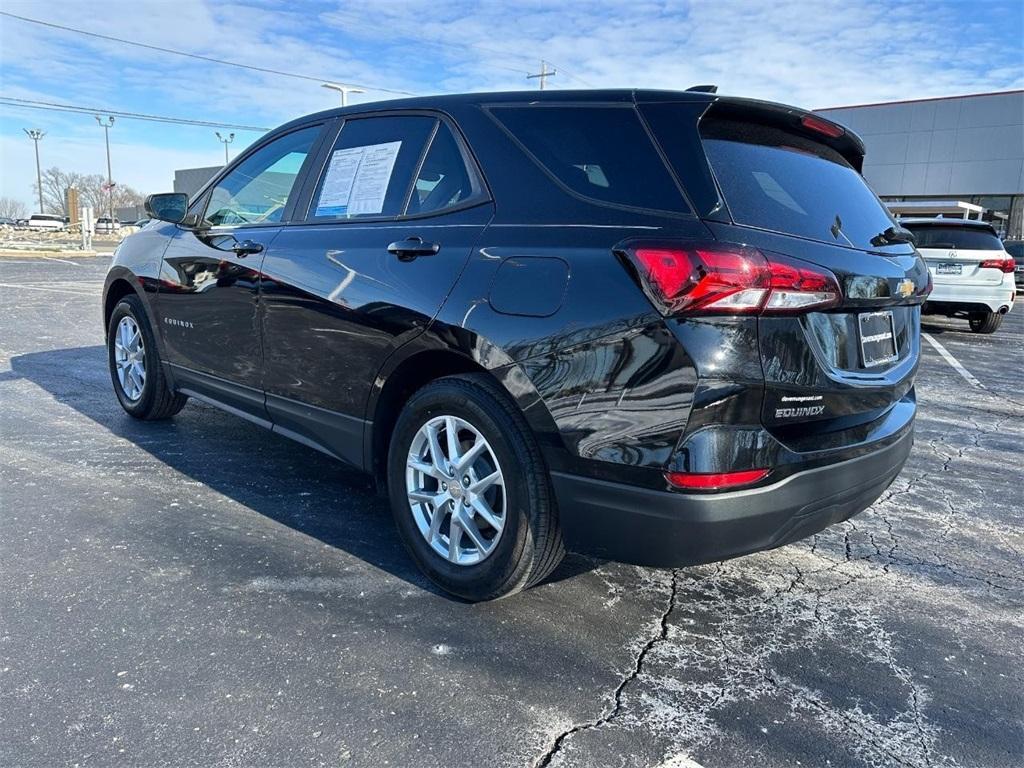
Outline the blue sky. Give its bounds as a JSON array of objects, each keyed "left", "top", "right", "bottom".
[{"left": 1, "top": 0, "right": 1022, "bottom": 209}]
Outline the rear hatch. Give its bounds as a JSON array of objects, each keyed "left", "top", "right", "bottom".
[
  {"left": 902, "top": 221, "right": 1009, "bottom": 287},
  {"left": 642, "top": 98, "right": 930, "bottom": 441}
]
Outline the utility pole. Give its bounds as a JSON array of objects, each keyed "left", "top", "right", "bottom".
[
  {"left": 215, "top": 131, "right": 235, "bottom": 164},
  {"left": 322, "top": 82, "right": 365, "bottom": 107},
  {"left": 95, "top": 115, "right": 116, "bottom": 221},
  {"left": 527, "top": 60, "right": 556, "bottom": 90},
  {"left": 23, "top": 128, "right": 45, "bottom": 213}
]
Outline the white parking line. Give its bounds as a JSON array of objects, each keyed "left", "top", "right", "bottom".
[
  {"left": 0, "top": 282, "right": 100, "bottom": 296},
  {"left": 922, "top": 332, "right": 982, "bottom": 388}
]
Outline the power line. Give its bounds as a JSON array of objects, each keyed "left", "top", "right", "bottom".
[
  {"left": 0, "top": 97, "right": 271, "bottom": 132},
  {"left": 0, "top": 11, "right": 418, "bottom": 97}
]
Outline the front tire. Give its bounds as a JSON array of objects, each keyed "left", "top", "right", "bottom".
[
  {"left": 387, "top": 374, "right": 564, "bottom": 601},
  {"left": 968, "top": 310, "right": 1003, "bottom": 334},
  {"left": 107, "top": 294, "right": 187, "bottom": 419}
]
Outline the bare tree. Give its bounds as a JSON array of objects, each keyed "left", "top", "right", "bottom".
[
  {"left": 0, "top": 196, "right": 28, "bottom": 220},
  {"left": 32, "top": 168, "right": 144, "bottom": 217}
]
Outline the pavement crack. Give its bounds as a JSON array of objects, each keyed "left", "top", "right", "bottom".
[{"left": 532, "top": 568, "right": 682, "bottom": 768}]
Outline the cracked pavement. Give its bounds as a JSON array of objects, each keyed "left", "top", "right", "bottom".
[{"left": 1, "top": 256, "right": 1022, "bottom": 767}]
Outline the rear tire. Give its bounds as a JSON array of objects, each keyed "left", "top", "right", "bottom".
[
  {"left": 968, "top": 310, "right": 1002, "bottom": 334},
  {"left": 107, "top": 294, "right": 188, "bottom": 419},
  {"left": 387, "top": 374, "right": 564, "bottom": 601}
]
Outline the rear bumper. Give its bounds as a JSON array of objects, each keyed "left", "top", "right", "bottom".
[
  {"left": 926, "top": 279, "right": 1015, "bottom": 313},
  {"left": 551, "top": 422, "right": 913, "bottom": 568}
]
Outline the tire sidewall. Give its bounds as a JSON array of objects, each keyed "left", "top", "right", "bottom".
[
  {"left": 108, "top": 295, "right": 159, "bottom": 416},
  {"left": 387, "top": 382, "right": 537, "bottom": 599}
]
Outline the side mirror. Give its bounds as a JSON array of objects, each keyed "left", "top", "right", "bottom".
[{"left": 144, "top": 193, "right": 191, "bottom": 225}]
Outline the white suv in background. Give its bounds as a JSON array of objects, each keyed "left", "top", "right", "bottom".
[
  {"left": 902, "top": 218, "right": 1016, "bottom": 334},
  {"left": 27, "top": 214, "right": 67, "bottom": 231}
]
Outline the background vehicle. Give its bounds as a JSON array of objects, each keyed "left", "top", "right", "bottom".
[
  {"left": 1004, "top": 240, "right": 1024, "bottom": 292},
  {"left": 103, "top": 89, "right": 928, "bottom": 600},
  {"left": 902, "top": 218, "right": 1015, "bottom": 333},
  {"left": 0, "top": 216, "right": 15, "bottom": 226},
  {"left": 95, "top": 217, "right": 121, "bottom": 234},
  {"left": 27, "top": 213, "right": 66, "bottom": 230}
]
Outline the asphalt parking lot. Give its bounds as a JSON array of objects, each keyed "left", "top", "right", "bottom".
[{"left": 1, "top": 255, "right": 1021, "bottom": 768}]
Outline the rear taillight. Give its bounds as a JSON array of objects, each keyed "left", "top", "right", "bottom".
[
  {"left": 980, "top": 257, "right": 1015, "bottom": 274},
  {"left": 666, "top": 468, "right": 770, "bottom": 490},
  {"left": 622, "top": 242, "right": 841, "bottom": 316}
]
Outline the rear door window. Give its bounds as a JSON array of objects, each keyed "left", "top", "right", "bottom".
[
  {"left": 489, "top": 105, "right": 688, "bottom": 213},
  {"left": 309, "top": 115, "right": 436, "bottom": 220},
  {"left": 700, "top": 119, "right": 896, "bottom": 250},
  {"left": 902, "top": 224, "right": 1004, "bottom": 251},
  {"left": 406, "top": 122, "right": 483, "bottom": 215}
]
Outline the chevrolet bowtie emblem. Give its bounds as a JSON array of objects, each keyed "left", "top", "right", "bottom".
[{"left": 897, "top": 279, "right": 915, "bottom": 298}]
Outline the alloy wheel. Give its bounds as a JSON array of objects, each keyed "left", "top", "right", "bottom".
[
  {"left": 114, "top": 315, "right": 146, "bottom": 401},
  {"left": 405, "top": 415, "right": 506, "bottom": 566}
]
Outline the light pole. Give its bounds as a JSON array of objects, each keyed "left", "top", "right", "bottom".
[
  {"left": 23, "top": 128, "right": 45, "bottom": 213},
  {"left": 215, "top": 132, "right": 235, "bottom": 164},
  {"left": 322, "top": 82, "right": 365, "bottom": 107},
  {"left": 95, "top": 115, "right": 115, "bottom": 221}
]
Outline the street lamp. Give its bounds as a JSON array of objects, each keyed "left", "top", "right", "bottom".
[
  {"left": 322, "top": 82, "right": 365, "bottom": 107},
  {"left": 95, "top": 115, "right": 116, "bottom": 221},
  {"left": 23, "top": 129, "right": 45, "bottom": 214},
  {"left": 215, "top": 131, "right": 235, "bottom": 164}
]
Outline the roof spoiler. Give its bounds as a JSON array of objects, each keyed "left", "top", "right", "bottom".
[{"left": 686, "top": 84, "right": 718, "bottom": 94}]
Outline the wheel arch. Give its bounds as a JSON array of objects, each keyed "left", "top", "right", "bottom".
[{"left": 365, "top": 345, "right": 565, "bottom": 491}]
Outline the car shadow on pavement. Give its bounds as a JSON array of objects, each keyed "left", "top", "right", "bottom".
[{"left": 5, "top": 345, "right": 594, "bottom": 600}]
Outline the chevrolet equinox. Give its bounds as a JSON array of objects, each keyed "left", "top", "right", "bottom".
[{"left": 103, "top": 89, "right": 929, "bottom": 600}]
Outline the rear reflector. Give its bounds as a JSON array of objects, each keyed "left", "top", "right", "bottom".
[
  {"left": 800, "top": 114, "right": 845, "bottom": 138},
  {"left": 666, "top": 468, "right": 770, "bottom": 490},
  {"left": 623, "top": 242, "right": 841, "bottom": 316},
  {"left": 980, "top": 257, "right": 1015, "bottom": 273}
]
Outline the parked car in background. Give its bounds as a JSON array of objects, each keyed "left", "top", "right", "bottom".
[
  {"left": 1004, "top": 240, "right": 1024, "bottom": 292},
  {"left": 95, "top": 217, "right": 122, "bottom": 234},
  {"left": 103, "top": 88, "right": 929, "bottom": 600},
  {"left": 901, "top": 218, "right": 1016, "bottom": 333},
  {"left": 0, "top": 216, "right": 16, "bottom": 227},
  {"left": 27, "top": 214, "right": 66, "bottom": 231}
]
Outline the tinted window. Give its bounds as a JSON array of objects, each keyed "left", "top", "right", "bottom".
[
  {"left": 702, "top": 120, "right": 895, "bottom": 249},
  {"left": 903, "top": 224, "right": 1005, "bottom": 251},
  {"left": 490, "top": 105, "right": 687, "bottom": 213},
  {"left": 310, "top": 116, "right": 436, "bottom": 219},
  {"left": 407, "top": 122, "right": 479, "bottom": 215},
  {"left": 205, "top": 126, "right": 319, "bottom": 226},
  {"left": 1005, "top": 242, "right": 1024, "bottom": 259}
]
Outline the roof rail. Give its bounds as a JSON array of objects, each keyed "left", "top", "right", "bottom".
[{"left": 686, "top": 84, "right": 718, "bottom": 94}]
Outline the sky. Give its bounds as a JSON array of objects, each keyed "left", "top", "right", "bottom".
[{"left": 1, "top": 0, "right": 1022, "bottom": 210}]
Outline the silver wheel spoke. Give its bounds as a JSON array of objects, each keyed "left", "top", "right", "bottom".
[
  {"left": 469, "top": 470, "right": 501, "bottom": 495},
  {"left": 456, "top": 437, "right": 487, "bottom": 471},
  {"left": 405, "top": 413, "right": 506, "bottom": 566},
  {"left": 448, "top": 518, "right": 464, "bottom": 560},
  {"left": 444, "top": 416, "right": 461, "bottom": 465},
  {"left": 470, "top": 496, "right": 502, "bottom": 529},
  {"left": 458, "top": 511, "right": 488, "bottom": 553}
]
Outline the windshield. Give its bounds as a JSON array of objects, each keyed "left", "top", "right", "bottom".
[
  {"left": 904, "top": 224, "right": 1005, "bottom": 251},
  {"left": 701, "top": 120, "right": 896, "bottom": 250}
]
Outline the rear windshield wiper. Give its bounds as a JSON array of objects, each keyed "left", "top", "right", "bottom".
[{"left": 870, "top": 225, "right": 916, "bottom": 247}]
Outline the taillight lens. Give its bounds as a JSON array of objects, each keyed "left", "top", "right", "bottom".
[
  {"left": 666, "top": 468, "right": 770, "bottom": 490},
  {"left": 622, "top": 242, "right": 841, "bottom": 316},
  {"left": 980, "top": 257, "right": 1015, "bottom": 274},
  {"left": 800, "top": 114, "right": 845, "bottom": 138}
]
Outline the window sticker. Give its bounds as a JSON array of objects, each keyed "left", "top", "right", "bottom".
[{"left": 316, "top": 140, "right": 402, "bottom": 217}]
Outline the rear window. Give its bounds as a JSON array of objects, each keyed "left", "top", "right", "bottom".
[
  {"left": 489, "top": 105, "right": 688, "bottom": 213},
  {"left": 701, "top": 119, "right": 895, "bottom": 250},
  {"left": 903, "top": 224, "right": 1004, "bottom": 251}
]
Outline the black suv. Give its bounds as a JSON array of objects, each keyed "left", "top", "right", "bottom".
[{"left": 103, "top": 89, "right": 929, "bottom": 600}]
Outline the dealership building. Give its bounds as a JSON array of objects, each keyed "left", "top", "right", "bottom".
[{"left": 817, "top": 89, "right": 1024, "bottom": 240}]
